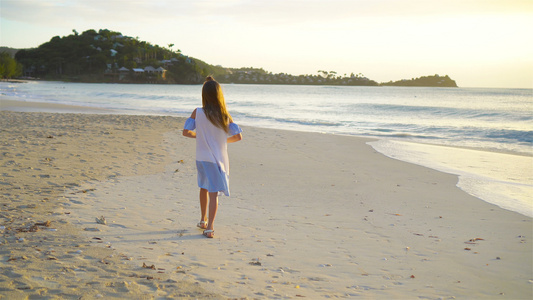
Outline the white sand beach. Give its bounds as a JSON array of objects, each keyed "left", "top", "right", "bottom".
[{"left": 1, "top": 101, "right": 531, "bottom": 299}]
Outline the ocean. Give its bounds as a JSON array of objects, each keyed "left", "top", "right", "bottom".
[{"left": 1, "top": 81, "right": 532, "bottom": 217}]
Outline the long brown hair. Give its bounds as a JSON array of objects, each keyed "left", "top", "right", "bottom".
[{"left": 202, "top": 76, "right": 230, "bottom": 133}]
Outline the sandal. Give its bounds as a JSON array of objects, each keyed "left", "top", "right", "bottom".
[
  {"left": 197, "top": 221, "right": 208, "bottom": 229},
  {"left": 203, "top": 230, "right": 214, "bottom": 238}
]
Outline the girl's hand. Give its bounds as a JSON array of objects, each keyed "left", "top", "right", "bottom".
[{"left": 183, "top": 129, "right": 196, "bottom": 138}]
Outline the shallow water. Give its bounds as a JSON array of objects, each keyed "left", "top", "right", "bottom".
[{"left": 2, "top": 81, "right": 531, "bottom": 153}]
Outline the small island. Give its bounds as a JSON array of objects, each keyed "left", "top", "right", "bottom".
[
  {"left": 381, "top": 75, "right": 457, "bottom": 87},
  {"left": 2, "top": 29, "right": 457, "bottom": 87}
]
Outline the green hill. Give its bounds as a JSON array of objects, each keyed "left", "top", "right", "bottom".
[
  {"left": 9, "top": 28, "right": 457, "bottom": 87},
  {"left": 14, "top": 29, "right": 209, "bottom": 83}
]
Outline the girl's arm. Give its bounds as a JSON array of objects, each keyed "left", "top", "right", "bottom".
[
  {"left": 182, "top": 109, "right": 197, "bottom": 138},
  {"left": 227, "top": 116, "right": 242, "bottom": 144},
  {"left": 227, "top": 133, "right": 242, "bottom": 143},
  {"left": 227, "top": 116, "right": 243, "bottom": 143}
]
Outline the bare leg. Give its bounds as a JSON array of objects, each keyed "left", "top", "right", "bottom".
[
  {"left": 205, "top": 192, "right": 218, "bottom": 237},
  {"left": 199, "top": 189, "right": 208, "bottom": 228}
]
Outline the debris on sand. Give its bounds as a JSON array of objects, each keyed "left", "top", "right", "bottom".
[{"left": 96, "top": 216, "right": 107, "bottom": 225}]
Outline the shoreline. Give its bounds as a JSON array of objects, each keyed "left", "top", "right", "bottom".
[
  {"left": 369, "top": 140, "right": 533, "bottom": 218},
  {"left": 2, "top": 97, "right": 530, "bottom": 156},
  {"left": 0, "top": 98, "right": 115, "bottom": 114},
  {"left": 3, "top": 99, "right": 532, "bottom": 217},
  {"left": 0, "top": 102, "right": 531, "bottom": 298},
  {"left": 0, "top": 76, "right": 458, "bottom": 87}
]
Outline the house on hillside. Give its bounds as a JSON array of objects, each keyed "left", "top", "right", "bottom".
[
  {"left": 155, "top": 67, "right": 167, "bottom": 79},
  {"left": 118, "top": 67, "right": 129, "bottom": 80},
  {"left": 161, "top": 58, "right": 179, "bottom": 67},
  {"left": 144, "top": 66, "right": 156, "bottom": 73},
  {"left": 22, "top": 65, "right": 36, "bottom": 77}
]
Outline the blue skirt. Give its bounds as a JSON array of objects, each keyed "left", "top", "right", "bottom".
[{"left": 196, "top": 161, "right": 230, "bottom": 196}]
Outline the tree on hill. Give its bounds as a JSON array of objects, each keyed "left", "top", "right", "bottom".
[
  {"left": 14, "top": 29, "right": 209, "bottom": 83},
  {"left": 0, "top": 52, "right": 22, "bottom": 78}
]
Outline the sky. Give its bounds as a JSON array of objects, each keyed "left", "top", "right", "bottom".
[{"left": 1, "top": 0, "right": 532, "bottom": 88}]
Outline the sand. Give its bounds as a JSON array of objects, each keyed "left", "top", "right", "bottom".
[
  {"left": 1, "top": 101, "right": 531, "bottom": 299},
  {"left": 0, "top": 109, "right": 219, "bottom": 299}
]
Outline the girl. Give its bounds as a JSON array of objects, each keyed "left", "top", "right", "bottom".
[{"left": 182, "top": 76, "right": 243, "bottom": 238}]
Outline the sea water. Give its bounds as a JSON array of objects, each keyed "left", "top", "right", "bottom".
[{"left": 2, "top": 81, "right": 532, "bottom": 216}]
